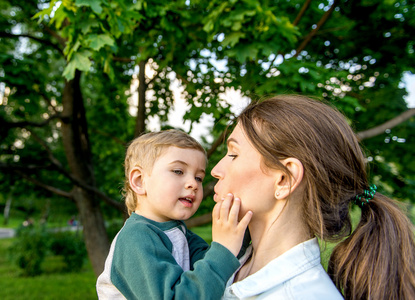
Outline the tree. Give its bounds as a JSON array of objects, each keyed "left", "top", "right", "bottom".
[
  {"left": 1, "top": 0, "right": 414, "bottom": 275},
  {"left": 0, "top": 1, "right": 132, "bottom": 275}
]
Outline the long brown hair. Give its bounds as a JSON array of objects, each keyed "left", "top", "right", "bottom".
[{"left": 238, "top": 95, "right": 415, "bottom": 299}]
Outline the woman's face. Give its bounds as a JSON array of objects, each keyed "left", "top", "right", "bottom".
[{"left": 211, "top": 124, "right": 278, "bottom": 218}]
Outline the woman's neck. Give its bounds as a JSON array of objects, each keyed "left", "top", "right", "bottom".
[{"left": 235, "top": 203, "right": 311, "bottom": 281}]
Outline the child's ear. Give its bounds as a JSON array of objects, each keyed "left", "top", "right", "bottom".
[
  {"left": 129, "top": 167, "right": 146, "bottom": 196},
  {"left": 274, "top": 158, "right": 304, "bottom": 199}
]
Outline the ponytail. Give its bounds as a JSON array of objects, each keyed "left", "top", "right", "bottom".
[{"left": 328, "top": 193, "right": 415, "bottom": 299}]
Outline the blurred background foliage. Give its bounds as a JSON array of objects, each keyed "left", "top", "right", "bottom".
[{"left": 1, "top": 0, "right": 414, "bottom": 276}]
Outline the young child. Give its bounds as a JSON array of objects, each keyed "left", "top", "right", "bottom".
[{"left": 96, "top": 129, "right": 251, "bottom": 299}]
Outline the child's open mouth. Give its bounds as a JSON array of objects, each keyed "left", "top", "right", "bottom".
[{"left": 179, "top": 197, "right": 193, "bottom": 208}]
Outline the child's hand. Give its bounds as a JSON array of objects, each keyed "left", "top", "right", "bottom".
[{"left": 212, "top": 193, "right": 252, "bottom": 257}]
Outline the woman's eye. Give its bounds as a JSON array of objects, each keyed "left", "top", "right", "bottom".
[
  {"left": 173, "top": 170, "right": 183, "bottom": 175},
  {"left": 228, "top": 154, "right": 237, "bottom": 160}
]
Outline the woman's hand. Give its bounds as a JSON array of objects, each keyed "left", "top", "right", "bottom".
[{"left": 212, "top": 193, "right": 253, "bottom": 257}]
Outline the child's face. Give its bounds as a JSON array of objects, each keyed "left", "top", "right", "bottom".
[{"left": 137, "top": 146, "right": 206, "bottom": 222}]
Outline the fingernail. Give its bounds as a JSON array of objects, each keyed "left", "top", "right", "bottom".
[
  {"left": 227, "top": 193, "right": 233, "bottom": 196},
  {"left": 235, "top": 197, "right": 240, "bottom": 201}
]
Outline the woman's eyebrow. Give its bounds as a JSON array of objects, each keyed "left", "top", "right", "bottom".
[{"left": 227, "top": 137, "right": 238, "bottom": 147}]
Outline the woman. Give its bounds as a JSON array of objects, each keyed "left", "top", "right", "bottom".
[{"left": 211, "top": 95, "right": 415, "bottom": 299}]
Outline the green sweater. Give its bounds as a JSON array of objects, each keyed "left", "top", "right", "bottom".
[{"left": 96, "top": 213, "right": 240, "bottom": 300}]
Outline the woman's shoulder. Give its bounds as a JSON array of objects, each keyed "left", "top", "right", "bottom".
[
  {"left": 225, "top": 239, "right": 343, "bottom": 299},
  {"left": 251, "top": 265, "right": 343, "bottom": 300},
  {"left": 285, "top": 264, "right": 343, "bottom": 299},
  {"left": 224, "top": 264, "right": 343, "bottom": 300}
]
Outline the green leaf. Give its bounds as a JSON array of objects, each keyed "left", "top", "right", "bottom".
[
  {"left": 32, "top": 0, "right": 59, "bottom": 21},
  {"left": 222, "top": 32, "right": 245, "bottom": 47},
  {"left": 85, "top": 34, "right": 115, "bottom": 51},
  {"left": 231, "top": 22, "right": 242, "bottom": 31},
  {"left": 51, "top": 4, "right": 67, "bottom": 29},
  {"left": 234, "top": 45, "right": 259, "bottom": 63},
  {"left": 75, "top": 0, "right": 103, "bottom": 15},
  {"left": 203, "top": 19, "right": 214, "bottom": 32},
  {"left": 62, "top": 52, "right": 92, "bottom": 80},
  {"left": 79, "top": 19, "right": 100, "bottom": 35}
]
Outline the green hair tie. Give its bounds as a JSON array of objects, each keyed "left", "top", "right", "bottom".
[{"left": 353, "top": 184, "right": 377, "bottom": 207}]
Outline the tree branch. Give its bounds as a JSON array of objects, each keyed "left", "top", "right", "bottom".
[
  {"left": 2, "top": 113, "right": 62, "bottom": 130},
  {"left": 42, "top": 25, "right": 66, "bottom": 49},
  {"left": 90, "top": 128, "right": 127, "bottom": 146},
  {"left": 112, "top": 57, "right": 135, "bottom": 62},
  {"left": 0, "top": 162, "right": 55, "bottom": 172},
  {"left": 0, "top": 32, "right": 63, "bottom": 54},
  {"left": 77, "top": 181, "right": 126, "bottom": 211},
  {"left": 40, "top": 92, "right": 60, "bottom": 114},
  {"left": 357, "top": 108, "right": 415, "bottom": 140},
  {"left": 175, "top": 72, "right": 191, "bottom": 85},
  {"left": 30, "top": 131, "right": 125, "bottom": 211},
  {"left": 293, "top": 0, "right": 312, "bottom": 26},
  {"left": 207, "top": 129, "right": 228, "bottom": 158},
  {"left": 295, "top": 0, "right": 340, "bottom": 56},
  {"left": 147, "top": 70, "right": 160, "bottom": 86},
  {"left": 14, "top": 170, "right": 73, "bottom": 199},
  {"left": 30, "top": 130, "right": 66, "bottom": 168}
]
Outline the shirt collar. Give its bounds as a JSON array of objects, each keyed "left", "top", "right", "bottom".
[{"left": 229, "top": 238, "right": 321, "bottom": 298}]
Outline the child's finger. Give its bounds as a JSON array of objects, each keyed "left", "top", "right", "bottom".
[
  {"left": 228, "top": 197, "right": 242, "bottom": 223},
  {"left": 238, "top": 210, "right": 253, "bottom": 229},
  {"left": 212, "top": 200, "right": 222, "bottom": 220},
  {"left": 220, "top": 193, "right": 234, "bottom": 220}
]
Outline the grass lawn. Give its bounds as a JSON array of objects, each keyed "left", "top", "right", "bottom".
[
  {"left": 0, "top": 214, "right": 25, "bottom": 229},
  {"left": 0, "top": 238, "right": 97, "bottom": 300},
  {"left": 190, "top": 224, "right": 213, "bottom": 244}
]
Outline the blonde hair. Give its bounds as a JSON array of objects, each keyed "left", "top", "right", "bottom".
[
  {"left": 123, "top": 129, "right": 206, "bottom": 215},
  {"left": 238, "top": 95, "right": 415, "bottom": 299}
]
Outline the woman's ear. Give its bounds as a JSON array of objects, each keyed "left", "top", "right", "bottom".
[
  {"left": 129, "top": 167, "right": 147, "bottom": 196},
  {"left": 274, "top": 158, "right": 304, "bottom": 199}
]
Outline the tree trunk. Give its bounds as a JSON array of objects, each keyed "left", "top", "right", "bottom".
[
  {"left": 134, "top": 60, "right": 147, "bottom": 137},
  {"left": 73, "top": 187, "right": 109, "bottom": 275},
  {"left": 61, "top": 70, "right": 110, "bottom": 276}
]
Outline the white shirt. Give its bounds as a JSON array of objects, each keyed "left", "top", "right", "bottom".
[{"left": 223, "top": 238, "right": 344, "bottom": 299}]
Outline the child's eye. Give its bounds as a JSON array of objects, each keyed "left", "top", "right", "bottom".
[
  {"left": 228, "top": 154, "right": 237, "bottom": 160},
  {"left": 173, "top": 170, "right": 183, "bottom": 175},
  {"left": 195, "top": 176, "right": 203, "bottom": 183}
]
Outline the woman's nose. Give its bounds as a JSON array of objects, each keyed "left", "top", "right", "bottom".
[{"left": 211, "top": 159, "right": 223, "bottom": 179}]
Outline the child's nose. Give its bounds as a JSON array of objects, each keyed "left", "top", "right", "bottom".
[{"left": 185, "top": 177, "right": 198, "bottom": 190}]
